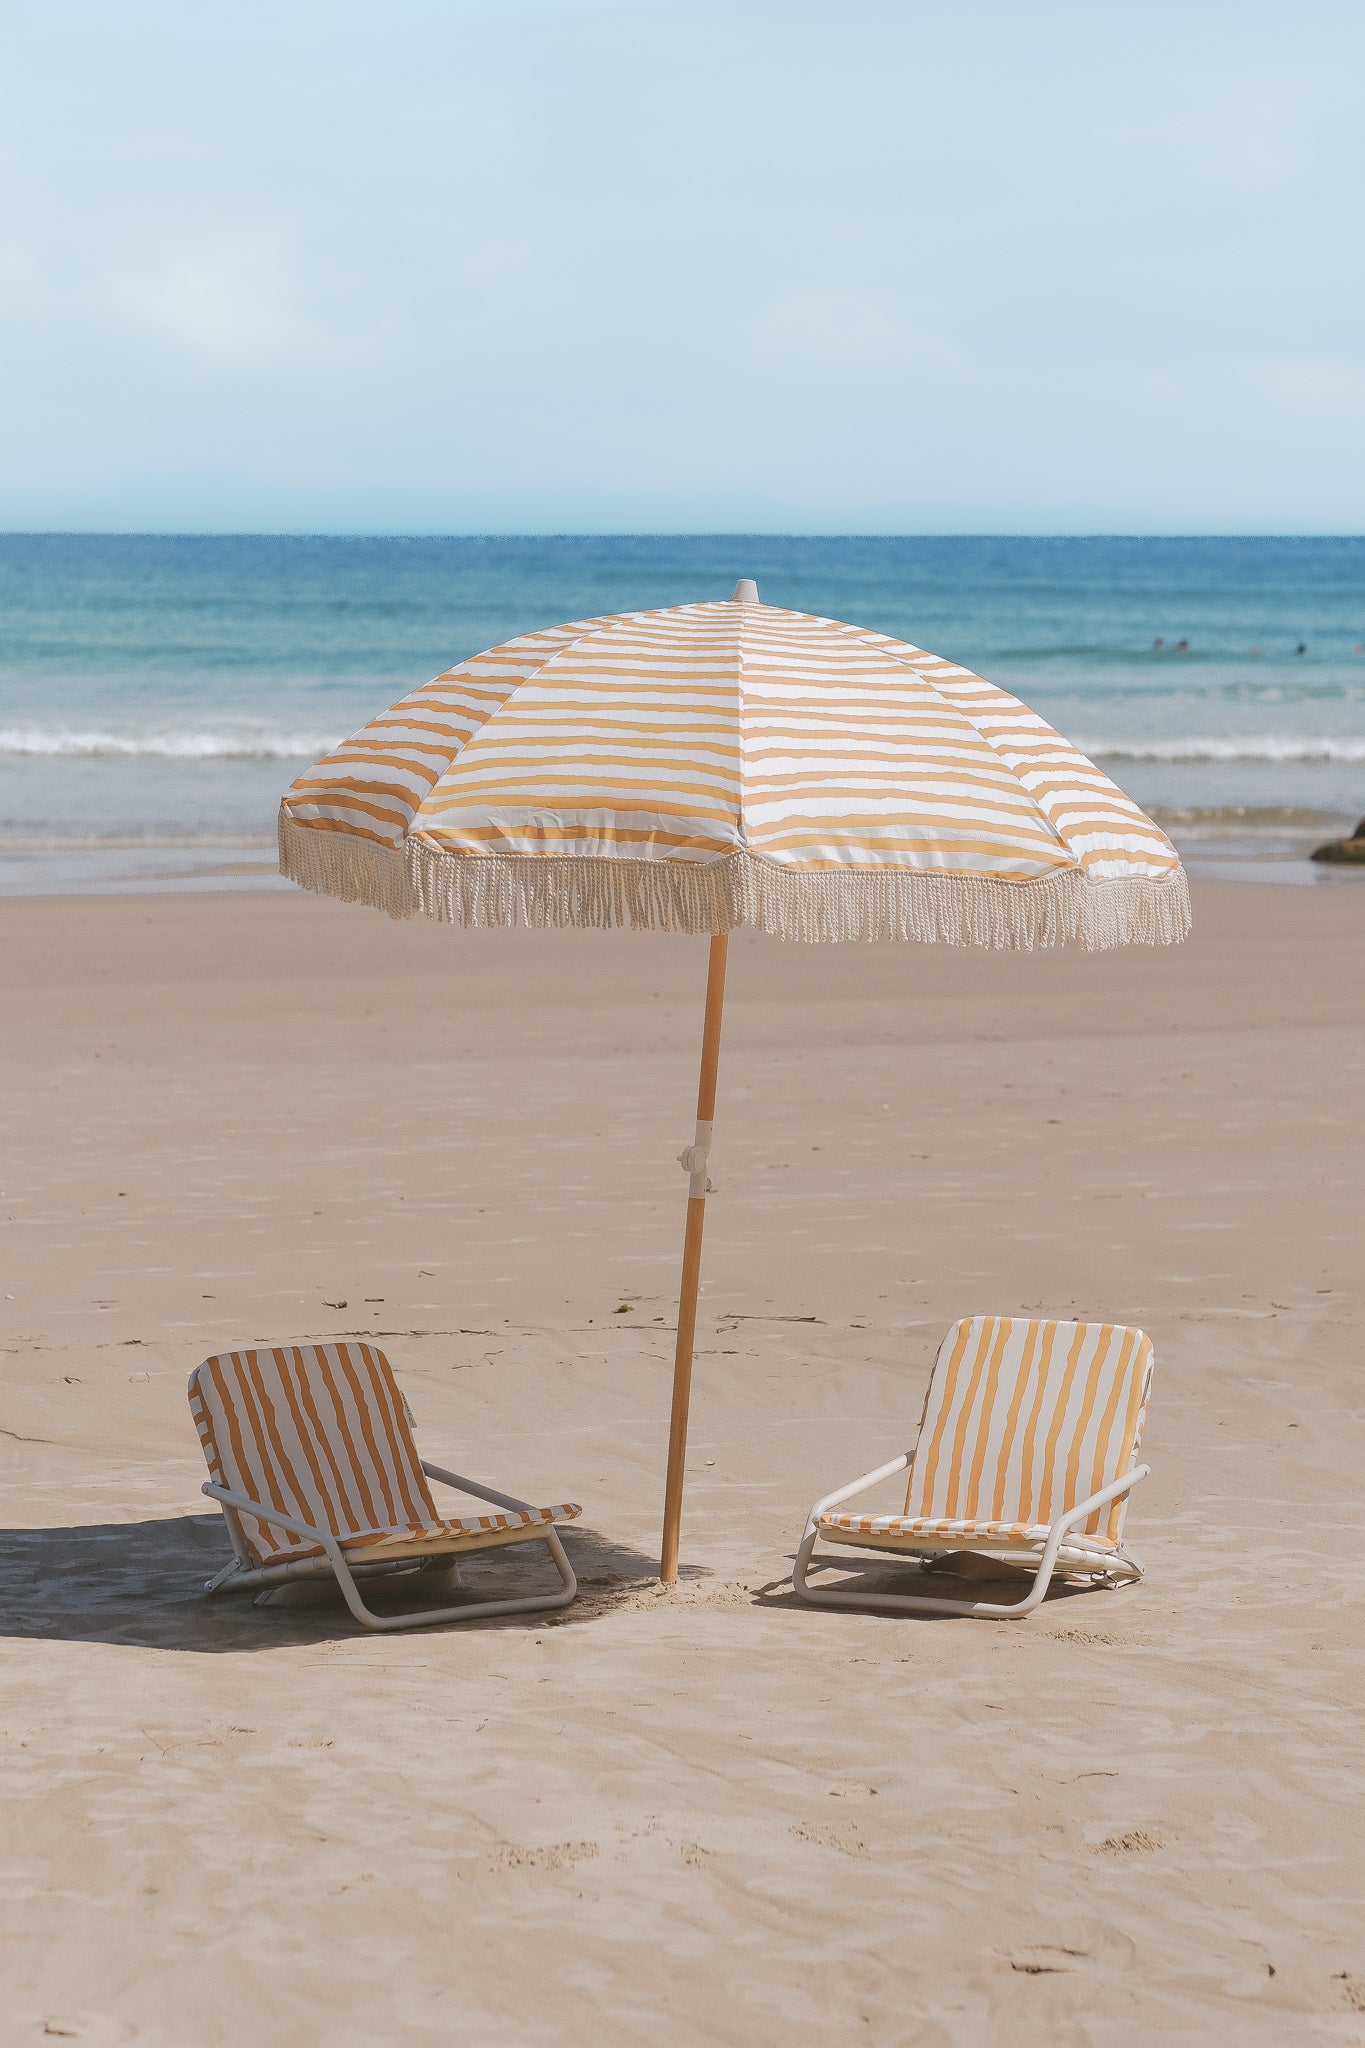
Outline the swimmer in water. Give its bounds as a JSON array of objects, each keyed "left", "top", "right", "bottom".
[
  {"left": 1153, "top": 636, "right": 1164, "bottom": 651},
  {"left": 1175, "top": 638, "right": 1189, "bottom": 652},
  {"left": 1295, "top": 643, "right": 1306, "bottom": 655}
]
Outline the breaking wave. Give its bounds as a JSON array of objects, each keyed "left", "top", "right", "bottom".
[
  {"left": 1083, "top": 736, "right": 1365, "bottom": 764},
  {"left": 3, "top": 728, "right": 1363, "bottom": 768},
  {"left": 0, "top": 729, "right": 338, "bottom": 760}
]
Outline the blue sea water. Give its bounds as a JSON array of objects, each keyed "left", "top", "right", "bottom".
[{"left": 1, "top": 534, "right": 1362, "bottom": 893}]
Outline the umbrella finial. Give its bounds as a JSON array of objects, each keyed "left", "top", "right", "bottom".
[{"left": 731, "top": 578, "right": 760, "bottom": 605}]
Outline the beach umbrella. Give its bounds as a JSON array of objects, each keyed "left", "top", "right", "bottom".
[{"left": 278, "top": 582, "right": 1189, "bottom": 1581}]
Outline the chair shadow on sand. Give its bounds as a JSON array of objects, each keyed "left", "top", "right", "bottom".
[
  {"left": 0, "top": 1516, "right": 1106, "bottom": 1650},
  {"left": 0, "top": 1516, "right": 691, "bottom": 1651},
  {"left": 752, "top": 1548, "right": 1105, "bottom": 1617}
]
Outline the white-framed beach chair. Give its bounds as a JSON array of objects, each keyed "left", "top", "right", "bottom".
[
  {"left": 794, "top": 1317, "right": 1153, "bottom": 1619},
  {"left": 189, "top": 1341, "right": 580, "bottom": 1630}
]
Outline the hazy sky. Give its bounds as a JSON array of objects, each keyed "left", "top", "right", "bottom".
[{"left": 3, "top": 0, "right": 1362, "bottom": 533}]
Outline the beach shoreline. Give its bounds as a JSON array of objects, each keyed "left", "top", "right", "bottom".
[
  {"left": 5, "top": 535, "right": 1364, "bottom": 909},
  {"left": 2, "top": 880, "right": 1363, "bottom": 2043},
  {"left": 2, "top": 844, "right": 1365, "bottom": 897}
]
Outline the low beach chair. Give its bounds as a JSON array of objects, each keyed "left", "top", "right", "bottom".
[
  {"left": 794, "top": 1317, "right": 1152, "bottom": 1618},
  {"left": 189, "top": 1342, "right": 580, "bottom": 1629}
]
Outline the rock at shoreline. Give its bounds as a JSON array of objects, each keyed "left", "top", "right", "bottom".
[{"left": 1311, "top": 816, "right": 1365, "bottom": 864}]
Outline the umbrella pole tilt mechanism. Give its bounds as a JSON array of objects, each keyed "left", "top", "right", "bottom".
[{"left": 660, "top": 931, "right": 729, "bottom": 1583}]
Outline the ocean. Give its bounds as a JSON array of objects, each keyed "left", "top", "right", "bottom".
[{"left": 1, "top": 533, "right": 1362, "bottom": 894}]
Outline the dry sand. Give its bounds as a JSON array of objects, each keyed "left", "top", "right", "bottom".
[{"left": 2, "top": 880, "right": 1363, "bottom": 2046}]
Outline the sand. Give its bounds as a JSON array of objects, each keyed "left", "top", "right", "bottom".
[{"left": 2, "top": 880, "right": 1363, "bottom": 2046}]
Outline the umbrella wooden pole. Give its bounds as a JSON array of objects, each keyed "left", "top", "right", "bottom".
[{"left": 660, "top": 932, "right": 729, "bottom": 1583}]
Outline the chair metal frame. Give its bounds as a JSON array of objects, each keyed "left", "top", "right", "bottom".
[
  {"left": 794, "top": 1452, "right": 1149, "bottom": 1619},
  {"left": 201, "top": 1460, "right": 576, "bottom": 1630}
]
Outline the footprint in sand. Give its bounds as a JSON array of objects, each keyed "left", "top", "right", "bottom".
[
  {"left": 39, "top": 2021, "right": 136, "bottom": 2044},
  {"left": 489, "top": 1840, "right": 600, "bottom": 1873},
  {"left": 1332, "top": 1974, "right": 1365, "bottom": 2014},
  {"left": 1005, "top": 1945, "right": 1090, "bottom": 1975},
  {"left": 790, "top": 1822, "right": 869, "bottom": 1857}
]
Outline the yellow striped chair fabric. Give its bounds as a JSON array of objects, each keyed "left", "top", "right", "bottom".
[
  {"left": 820, "top": 1318, "right": 1152, "bottom": 1554},
  {"left": 189, "top": 1342, "right": 579, "bottom": 1567}
]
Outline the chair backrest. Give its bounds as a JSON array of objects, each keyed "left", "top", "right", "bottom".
[
  {"left": 905, "top": 1317, "right": 1153, "bottom": 1546},
  {"left": 189, "top": 1342, "right": 440, "bottom": 1565}
]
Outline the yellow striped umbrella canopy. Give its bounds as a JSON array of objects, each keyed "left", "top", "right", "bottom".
[{"left": 279, "top": 582, "right": 1189, "bottom": 1580}]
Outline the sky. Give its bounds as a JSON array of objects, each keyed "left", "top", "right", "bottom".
[{"left": 2, "top": 0, "right": 1363, "bottom": 534}]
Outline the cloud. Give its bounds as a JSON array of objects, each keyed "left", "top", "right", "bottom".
[{"left": 111, "top": 240, "right": 313, "bottom": 369}]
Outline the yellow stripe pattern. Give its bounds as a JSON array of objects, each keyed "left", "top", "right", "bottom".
[
  {"left": 822, "top": 1317, "right": 1152, "bottom": 1552},
  {"left": 189, "top": 1342, "right": 580, "bottom": 1567},
  {"left": 278, "top": 600, "right": 1188, "bottom": 948}
]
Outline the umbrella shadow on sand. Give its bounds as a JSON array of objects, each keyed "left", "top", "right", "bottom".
[{"left": 0, "top": 1517, "right": 686, "bottom": 1651}]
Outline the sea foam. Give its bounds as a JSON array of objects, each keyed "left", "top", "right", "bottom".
[
  {"left": 4, "top": 728, "right": 1364, "bottom": 767},
  {"left": 0, "top": 729, "right": 338, "bottom": 760},
  {"left": 1082, "top": 737, "right": 1365, "bottom": 764}
]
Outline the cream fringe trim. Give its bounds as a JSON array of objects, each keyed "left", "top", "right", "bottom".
[{"left": 279, "top": 814, "right": 1191, "bottom": 951}]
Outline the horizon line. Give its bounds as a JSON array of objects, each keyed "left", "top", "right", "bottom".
[{"left": 2, "top": 530, "right": 1363, "bottom": 544}]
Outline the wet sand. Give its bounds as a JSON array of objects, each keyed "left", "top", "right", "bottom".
[{"left": 2, "top": 881, "right": 1363, "bottom": 2044}]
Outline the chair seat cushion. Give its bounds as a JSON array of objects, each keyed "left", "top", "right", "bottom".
[
  {"left": 818, "top": 1510, "right": 1117, "bottom": 1555},
  {"left": 289, "top": 1502, "right": 581, "bottom": 1567}
]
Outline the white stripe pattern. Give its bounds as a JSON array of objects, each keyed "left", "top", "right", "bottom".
[
  {"left": 189, "top": 1342, "right": 580, "bottom": 1567},
  {"left": 820, "top": 1317, "right": 1153, "bottom": 1553},
  {"left": 279, "top": 600, "right": 1189, "bottom": 949}
]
